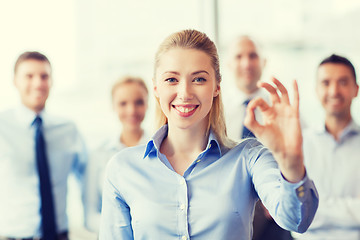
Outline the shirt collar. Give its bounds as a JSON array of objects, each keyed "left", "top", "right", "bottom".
[
  {"left": 103, "top": 133, "right": 126, "bottom": 151},
  {"left": 340, "top": 120, "right": 360, "bottom": 137},
  {"left": 314, "top": 119, "right": 360, "bottom": 137},
  {"left": 143, "top": 125, "right": 223, "bottom": 159},
  {"left": 144, "top": 125, "right": 168, "bottom": 158},
  {"left": 106, "top": 130, "right": 149, "bottom": 151},
  {"left": 15, "top": 104, "right": 46, "bottom": 128},
  {"left": 207, "top": 130, "right": 223, "bottom": 157}
]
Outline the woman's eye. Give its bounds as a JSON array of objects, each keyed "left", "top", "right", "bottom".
[
  {"left": 119, "top": 102, "right": 126, "bottom": 107},
  {"left": 194, "top": 77, "right": 206, "bottom": 83},
  {"left": 135, "top": 99, "right": 145, "bottom": 106},
  {"left": 165, "top": 78, "right": 177, "bottom": 83}
]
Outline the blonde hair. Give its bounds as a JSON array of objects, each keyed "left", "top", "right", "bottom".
[
  {"left": 111, "top": 75, "right": 148, "bottom": 100},
  {"left": 153, "top": 29, "right": 235, "bottom": 149}
]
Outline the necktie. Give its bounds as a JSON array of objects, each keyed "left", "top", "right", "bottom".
[
  {"left": 33, "top": 116, "right": 57, "bottom": 240},
  {"left": 242, "top": 99, "right": 255, "bottom": 139}
]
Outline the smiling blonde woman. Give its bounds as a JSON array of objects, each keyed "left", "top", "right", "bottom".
[{"left": 99, "top": 29, "right": 319, "bottom": 240}]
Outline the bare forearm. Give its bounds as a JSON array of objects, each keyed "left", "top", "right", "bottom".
[{"left": 275, "top": 153, "right": 306, "bottom": 183}]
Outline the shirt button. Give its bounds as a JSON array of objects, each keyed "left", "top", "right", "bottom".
[
  {"left": 180, "top": 204, "right": 185, "bottom": 210},
  {"left": 179, "top": 178, "right": 185, "bottom": 185},
  {"left": 196, "top": 159, "right": 201, "bottom": 163},
  {"left": 297, "top": 185, "right": 305, "bottom": 198},
  {"left": 182, "top": 236, "right": 187, "bottom": 240}
]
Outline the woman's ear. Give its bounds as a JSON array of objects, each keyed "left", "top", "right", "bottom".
[{"left": 214, "top": 84, "right": 220, "bottom": 97}]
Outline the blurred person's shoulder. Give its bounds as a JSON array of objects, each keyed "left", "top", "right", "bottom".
[
  {"left": 105, "top": 143, "right": 148, "bottom": 178},
  {"left": 0, "top": 107, "right": 16, "bottom": 122},
  {"left": 43, "top": 111, "right": 77, "bottom": 128}
]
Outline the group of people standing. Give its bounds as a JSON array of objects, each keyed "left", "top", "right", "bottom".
[{"left": 0, "top": 28, "right": 358, "bottom": 240}]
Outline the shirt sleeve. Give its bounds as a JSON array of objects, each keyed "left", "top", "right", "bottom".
[
  {"left": 99, "top": 160, "right": 134, "bottom": 240},
  {"left": 68, "top": 126, "right": 89, "bottom": 226},
  {"left": 247, "top": 143, "right": 319, "bottom": 233},
  {"left": 84, "top": 151, "right": 102, "bottom": 232},
  {"left": 71, "top": 130, "right": 88, "bottom": 183}
]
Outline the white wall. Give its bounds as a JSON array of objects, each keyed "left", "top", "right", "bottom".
[{"left": 1, "top": 0, "right": 359, "bottom": 144}]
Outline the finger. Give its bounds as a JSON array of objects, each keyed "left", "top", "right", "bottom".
[
  {"left": 293, "top": 79, "right": 300, "bottom": 116},
  {"left": 258, "top": 82, "right": 280, "bottom": 104},
  {"left": 248, "top": 97, "right": 271, "bottom": 113},
  {"left": 272, "top": 77, "right": 290, "bottom": 104}
]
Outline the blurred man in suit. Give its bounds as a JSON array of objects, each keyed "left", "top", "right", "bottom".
[{"left": 0, "top": 51, "right": 87, "bottom": 240}]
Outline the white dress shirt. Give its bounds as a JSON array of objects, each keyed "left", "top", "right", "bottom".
[
  {"left": 293, "top": 120, "right": 360, "bottom": 240},
  {"left": 0, "top": 105, "right": 87, "bottom": 238},
  {"left": 84, "top": 131, "right": 151, "bottom": 233}
]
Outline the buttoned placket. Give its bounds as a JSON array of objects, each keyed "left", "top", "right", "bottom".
[
  {"left": 327, "top": 132, "right": 339, "bottom": 196},
  {"left": 176, "top": 143, "right": 211, "bottom": 239},
  {"left": 151, "top": 131, "right": 219, "bottom": 239},
  {"left": 177, "top": 175, "right": 189, "bottom": 240}
]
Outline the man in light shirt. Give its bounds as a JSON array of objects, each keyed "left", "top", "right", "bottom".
[
  {"left": 225, "top": 35, "right": 293, "bottom": 240},
  {"left": 0, "top": 51, "right": 87, "bottom": 240},
  {"left": 293, "top": 54, "right": 360, "bottom": 239},
  {"left": 225, "top": 35, "right": 269, "bottom": 141}
]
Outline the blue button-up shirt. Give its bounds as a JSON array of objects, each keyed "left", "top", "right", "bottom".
[
  {"left": 84, "top": 131, "right": 151, "bottom": 233},
  {"left": 100, "top": 125, "right": 318, "bottom": 240},
  {"left": 0, "top": 106, "right": 87, "bottom": 238}
]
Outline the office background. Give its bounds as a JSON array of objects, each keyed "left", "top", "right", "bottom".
[{"left": 1, "top": 0, "right": 359, "bottom": 238}]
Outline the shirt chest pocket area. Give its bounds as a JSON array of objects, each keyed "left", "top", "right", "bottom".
[{"left": 47, "top": 149, "right": 75, "bottom": 185}]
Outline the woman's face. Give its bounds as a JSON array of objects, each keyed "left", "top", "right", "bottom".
[
  {"left": 154, "top": 48, "right": 220, "bottom": 131},
  {"left": 112, "top": 82, "right": 148, "bottom": 131}
]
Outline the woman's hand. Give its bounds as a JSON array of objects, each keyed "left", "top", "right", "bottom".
[{"left": 244, "top": 77, "right": 305, "bottom": 183}]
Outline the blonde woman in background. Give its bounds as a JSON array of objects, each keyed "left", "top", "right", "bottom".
[
  {"left": 99, "top": 30, "right": 319, "bottom": 240},
  {"left": 84, "top": 76, "right": 150, "bottom": 233}
]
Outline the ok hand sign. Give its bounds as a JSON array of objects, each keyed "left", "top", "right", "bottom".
[{"left": 244, "top": 77, "right": 305, "bottom": 183}]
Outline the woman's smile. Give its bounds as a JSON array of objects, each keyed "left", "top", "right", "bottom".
[{"left": 173, "top": 104, "right": 199, "bottom": 117}]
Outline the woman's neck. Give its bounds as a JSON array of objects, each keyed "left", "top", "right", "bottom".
[
  {"left": 120, "top": 128, "right": 144, "bottom": 147},
  {"left": 160, "top": 123, "right": 209, "bottom": 176}
]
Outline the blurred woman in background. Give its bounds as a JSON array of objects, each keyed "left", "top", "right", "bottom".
[{"left": 85, "top": 76, "right": 150, "bottom": 233}]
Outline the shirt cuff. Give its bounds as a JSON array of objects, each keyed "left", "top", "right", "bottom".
[{"left": 280, "top": 171, "right": 315, "bottom": 202}]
